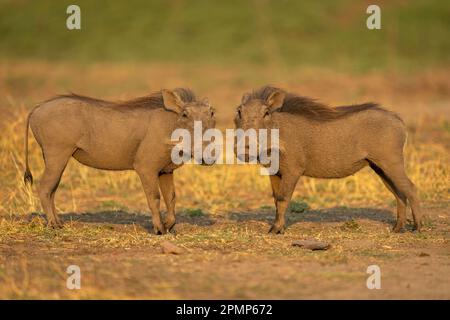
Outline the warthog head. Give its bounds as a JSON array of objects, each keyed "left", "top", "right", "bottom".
[
  {"left": 234, "top": 89, "right": 285, "bottom": 162},
  {"left": 162, "top": 89, "right": 217, "bottom": 165}
]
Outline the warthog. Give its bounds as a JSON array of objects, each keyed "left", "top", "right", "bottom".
[
  {"left": 235, "top": 86, "right": 422, "bottom": 234},
  {"left": 24, "top": 88, "right": 216, "bottom": 234}
]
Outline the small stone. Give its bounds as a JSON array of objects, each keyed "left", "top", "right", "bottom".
[
  {"left": 161, "top": 241, "right": 184, "bottom": 255},
  {"left": 292, "top": 239, "right": 331, "bottom": 251}
]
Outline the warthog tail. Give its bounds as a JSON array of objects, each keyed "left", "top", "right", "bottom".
[{"left": 23, "top": 105, "right": 39, "bottom": 185}]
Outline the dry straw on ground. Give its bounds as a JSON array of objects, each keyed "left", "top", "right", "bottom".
[{"left": 0, "top": 62, "right": 448, "bottom": 299}]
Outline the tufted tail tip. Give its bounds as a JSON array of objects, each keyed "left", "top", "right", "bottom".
[{"left": 24, "top": 169, "right": 33, "bottom": 186}]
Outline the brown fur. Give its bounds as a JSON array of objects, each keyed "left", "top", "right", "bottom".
[
  {"left": 236, "top": 86, "right": 422, "bottom": 234},
  {"left": 24, "top": 88, "right": 215, "bottom": 234}
]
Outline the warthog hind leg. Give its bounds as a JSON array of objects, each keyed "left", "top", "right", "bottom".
[
  {"left": 38, "top": 148, "right": 73, "bottom": 228},
  {"left": 369, "top": 159, "right": 422, "bottom": 231},
  {"left": 369, "top": 161, "right": 407, "bottom": 232}
]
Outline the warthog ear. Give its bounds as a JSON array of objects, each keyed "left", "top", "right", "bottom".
[
  {"left": 266, "top": 91, "right": 285, "bottom": 112},
  {"left": 162, "top": 89, "right": 184, "bottom": 114},
  {"left": 202, "top": 97, "right": 211, "bottom": 107},
  {"left": 241, "top": 93, "right": 251, "bottom": 105}
]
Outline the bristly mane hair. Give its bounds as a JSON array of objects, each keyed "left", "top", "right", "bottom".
[
  {"left": 250, "top": 86, "right": 400, "bottom": 122},
  {"left": 47, "top": 88, "right": 197, "bottom": 110}
]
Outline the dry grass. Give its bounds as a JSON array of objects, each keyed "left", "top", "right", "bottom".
[
  {"left": 0, "top": 61, "right": 449, "bottom": 299},
  {"left": 1, "top": 105, "right": 448, "bottom": 217}
]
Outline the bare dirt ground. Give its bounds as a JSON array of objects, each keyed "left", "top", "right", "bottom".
[
  {"left": 1, "top": 206, "right": 449, "bottom": 299},
  {"left": 0, "top": 61, "right": 448, "bottom": 299}
]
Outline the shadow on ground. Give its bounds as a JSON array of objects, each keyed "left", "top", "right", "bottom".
[
  {"left": 22, "top": 206, "right": 396, "bottom": 232},
  {"left": 228, "top": 206, "right": 396, "bottom": 228},
  {"left": 27, "top": 210, "right": 216, "bottom": 233}
]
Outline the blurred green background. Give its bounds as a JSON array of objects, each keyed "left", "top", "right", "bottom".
[{"left": 0, "top": 0, "right": 448, "bottom": 71}]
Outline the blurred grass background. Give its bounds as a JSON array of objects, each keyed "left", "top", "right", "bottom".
[{"left": 0, "top": 0, "right": 449, "bottom": 71}]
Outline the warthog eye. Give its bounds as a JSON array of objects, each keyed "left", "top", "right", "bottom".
[
  {"left": 264, "top": 110, "right": 270, "bottom": 118},
  {"left": 181, "top": 111, "right": 188, "bottom": 118}
]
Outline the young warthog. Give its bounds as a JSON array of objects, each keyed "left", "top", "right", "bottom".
[
  {"left": 24, "top": 88, "right": 216, "bottom": 234},
  {"left": 235, "top": 86, "right": 422, "bottom": 234}
]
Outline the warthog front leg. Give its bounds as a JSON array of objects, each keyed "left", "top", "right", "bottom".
[
  {"left": 269, "top": 174, "right": 281, "bottom": 207},
  {"left": 159, "top": 172, "right": 176, "bottom": 232},
  {"left": 269, "top": 172, "right": 301, "bottom": 234},
  {"left": 136, "top": 168, "right": 166, "bottom": 235}
]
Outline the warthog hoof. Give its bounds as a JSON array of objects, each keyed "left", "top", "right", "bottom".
[
  {"left": 164, "top": 223, "right": 176, "bottom": 234},
  {"left": 392, "top": 223, "right": 406, "bottom": 233},
  {"left": 47, "top": 219, "right": 63, "bottom": 229},
  {"left": 153, "top": 224, "right": 167, "bottom": 235},
  {"left": 268, "top": 224, "right": 285, "bottom": 234},
  {"left": 412, "top": 222, "right": 422, "bottom": 232},
  {"left": 164, "top": 219, "right": 176, "bottom": 233}
]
